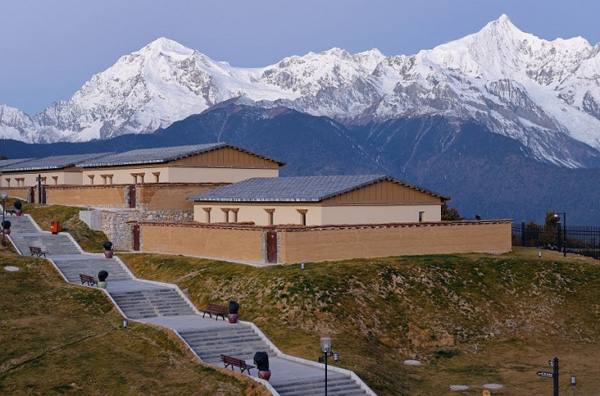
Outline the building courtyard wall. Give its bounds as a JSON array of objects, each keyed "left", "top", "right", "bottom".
[{"left": 139, "top": 220, "right": 512, "bottom": 264}]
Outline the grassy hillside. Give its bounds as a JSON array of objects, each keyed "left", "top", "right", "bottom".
[
  {"left": 0, "top": 252, "right": 268, "bottom": 395},
  {"left": 120, "top": 249, "right": 600, "bottom": 396}
]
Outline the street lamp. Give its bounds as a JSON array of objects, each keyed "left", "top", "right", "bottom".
[
  {"left": 319, "top": 337, "right": 339, "bottom": 396},
  {"left": 554, "top": 212, "right": 567, "bottom": 257},
  {"left": 1, "top": 191, "right": 7, "bottom": 247}
]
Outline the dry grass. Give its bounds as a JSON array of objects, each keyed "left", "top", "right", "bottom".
[
  {"left": 0, "top": 254, "right": 269, "bottom": 396},
  {"left": 120, "top": 249, "right": 600, "bottom": 396}
]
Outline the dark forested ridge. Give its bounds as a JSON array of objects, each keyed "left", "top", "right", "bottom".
[{"left": 1, "top": 103, "right": 598, "bottom": 225}]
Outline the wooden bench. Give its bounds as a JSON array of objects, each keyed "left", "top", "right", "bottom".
[
  {"left": 220, "top": 354, "right": 255, "bottom": 375},
  {"left": 79, "top": 274, "right": 97, "bottom": 286},
  {"left": 201, "top": 304, "right": 228, "bottom": 320},
  {"left": 29, "top": 246, "right": 49, "bottom": 257}
]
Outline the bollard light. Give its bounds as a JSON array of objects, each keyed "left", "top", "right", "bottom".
[
  {"left": 333, "top": 352, "right": 339, "bottom": 362},
  {"left": 538, "top": 250, "right": 542, "bottom": 259},
  {"left": 123, "top": 319, "right": 128, "bottom": 329},
  {"left": 571, "top": 376, "right": 576, "bottom": 386},
  {"left": 301, "top": 262, "right": 305, "bottom": 270}
]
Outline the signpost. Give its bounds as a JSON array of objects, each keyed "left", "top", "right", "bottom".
[{"left": 537, "top": 357, "right": 559, "bottom": 396}]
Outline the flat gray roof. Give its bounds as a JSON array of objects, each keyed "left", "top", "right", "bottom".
[
  {"left": 188, "top": 174, "right": 449, "bottom": 202},
  {"left": 78, "top": 143, "right": 286, "bottom": 168}
]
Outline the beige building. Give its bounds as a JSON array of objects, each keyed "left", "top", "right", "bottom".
[
  {"left": 77, "top": 143, "right": 284, "bottom": 186},
  {"left": 189, "top": 175, "right": 449, "bottom": 226},
  {"left": 0, "top": 144, "right": 284, "bottom": 190},
  {"left": 0, "top": 153, "right": 109, "bottom": 188},
  {"left": 0, "top": 158, "right": 33, "bottom": 188}
]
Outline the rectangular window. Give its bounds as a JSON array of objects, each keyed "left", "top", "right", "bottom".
[{"left": 419, "top": 211, "right": 425, "bottom": 222}]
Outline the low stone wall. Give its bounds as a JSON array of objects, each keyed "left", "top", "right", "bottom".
[
  {"left": 278, "top": 220, "right": 513, "bottom": 263},
  {"left": 136, "top": 219, "right": 512, "bottom": 264},
  {"left": 141, "top": 222, "right": 264, "bottom": 262}
]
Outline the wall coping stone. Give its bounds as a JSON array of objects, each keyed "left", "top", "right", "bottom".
[{"left": 139, "top": 219, "right": 514, "bottom": 232}]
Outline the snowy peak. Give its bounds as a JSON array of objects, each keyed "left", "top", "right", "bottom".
[
  {"left": 2, "top": 19, "right": 600, "bottom": 168},
  {"left": 142, "top": 37, "right": 195, "bottom": 56}
]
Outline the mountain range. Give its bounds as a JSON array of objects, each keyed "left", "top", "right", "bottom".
[{"left": 1, "top": 15, "right": 600, "bottom": 224}]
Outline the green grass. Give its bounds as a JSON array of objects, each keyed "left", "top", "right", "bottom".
[
  {"left": 120, "top": 249, "right": 600, "bottom": 396},
  {"left": 0, "top": 254, "right": 268, "bottom": 396}
]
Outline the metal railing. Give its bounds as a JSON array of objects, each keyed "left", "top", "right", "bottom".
[{"left": 512, "top": 222, "right": 600, "bottom": 259}]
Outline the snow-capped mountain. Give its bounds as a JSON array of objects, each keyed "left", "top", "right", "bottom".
[{"left": 2, "top": 15, "right": 600, "bottom": 167}]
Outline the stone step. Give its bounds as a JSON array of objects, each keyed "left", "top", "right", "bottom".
[
  {"left": 180, "top": 330, "right": 258, "bottom": 342},
  {"left": 275, "top": 377, "right": 367, "bottom": 396},
  {"left": 187, "top": 339, "right": 269, "bottom": 354},
  {"left": 183, "top": 334, "right": 263, "bottom": 345},
  {"left": 110, "top": 289, "right": 195, "bottom": 319},
  {"left": 3, "top": 215, "right": 39, "bottom": 232},
  {"left": 197, "top": 345, "right": 275, "bottom": 362}
]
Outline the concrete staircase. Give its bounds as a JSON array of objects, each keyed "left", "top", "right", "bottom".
[
  {"left": 110, "top": 288, "right": 195, "bottom": 319},
  {"left": 10, "top": 233, "right": 82, "bottom": 256},
  {"left": 179, "top": 326, "right": 277, "bottom": 365},
  {"left": 52, "top": 257, "right": 132, "bottom": 283},
  {"left": 7, "top": 212, "right": 374, "bottom": 396}
]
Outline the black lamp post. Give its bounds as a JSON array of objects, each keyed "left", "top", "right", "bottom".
[
  {"left": 320, "top": 337, "right": 332, "bottom": 396},
  {"left": 554, "top": 212, "right": 567, "bottom": 257},
  {"left": 319, "top": 338, "right": 340, "bottom": 395},
  {"left": 1, "top": 191, "right": 7, "bottom": 247}
]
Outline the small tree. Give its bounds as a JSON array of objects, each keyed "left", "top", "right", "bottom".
[
  {"left": 545, "top": 210, "right": 559, "bottom": 229},
  {"left": 441, "top": 203, "right": 462, "bottom": 221}
]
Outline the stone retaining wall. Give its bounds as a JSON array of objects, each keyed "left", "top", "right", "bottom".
[{"left": 80, "top": 209, "right": 194, "bottom": 250}]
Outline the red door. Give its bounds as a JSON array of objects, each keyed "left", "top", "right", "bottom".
[
  {"left": 132, "top": 224, "right": 140, "bottom": 251},
  {"left": 267, "top": 231, "right": 277, "bottom": 263}
]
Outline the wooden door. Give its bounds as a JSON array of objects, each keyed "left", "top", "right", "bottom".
[
  {"left": 266, "top": 231, "right": 277, "bottom": 263},
  {"left": 132, "top": 224, "right": 140, "bottom": 251}
]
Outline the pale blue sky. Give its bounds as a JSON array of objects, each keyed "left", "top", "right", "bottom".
[{"left": 1, "top": 0, "right": 598, "bottom": 115}]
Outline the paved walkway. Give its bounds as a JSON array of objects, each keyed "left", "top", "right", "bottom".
[{"left": 5, "top": 213, "right": 375, "bottom": 396}]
